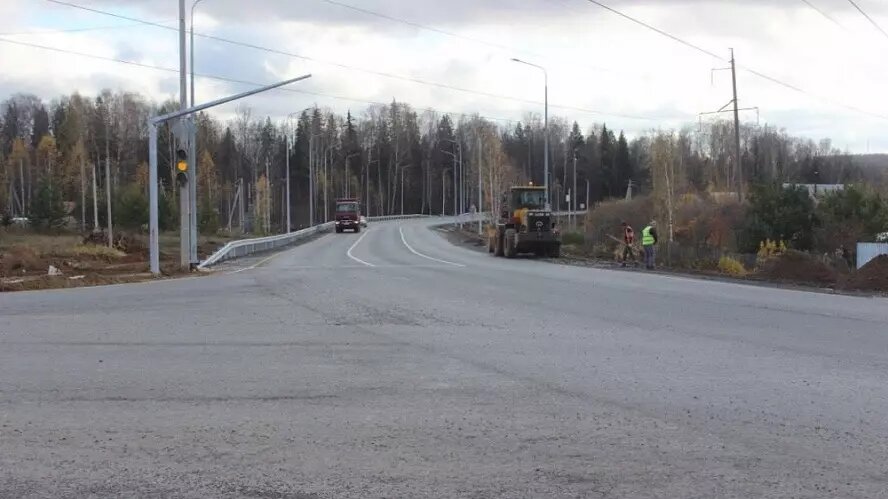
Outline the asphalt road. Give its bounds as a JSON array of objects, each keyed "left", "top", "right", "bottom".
[{"left": 2, "top": 219, "right": 887, "bottom": 498}]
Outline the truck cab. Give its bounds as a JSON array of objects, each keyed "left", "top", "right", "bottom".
[{"left": 334, "top": 198, "right": 361, "bottom": 233}]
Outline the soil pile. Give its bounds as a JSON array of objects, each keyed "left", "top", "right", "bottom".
[
  {"left": 757, "top": 250, "right": 838, "bottom": 287},
  {"left": 844, "top": 254, "right": 888, "bottom": 292},
  {"left": 0, "top": 246, "right": 43, "bottom": 276}
]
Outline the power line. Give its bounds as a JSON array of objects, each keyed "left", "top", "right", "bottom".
[
  {"left": 579, "top": 0, "right": 888, "bottom": 120},
  {"left": 846, "top": 0, "right": 888, "bottom": 41},
  {"left": 42, "top": 0, "right": 664, "bottom": 122},
  {"left": 799, "top": 0, "right": 847, "bottom": 30},
  {"left": 0, "top": 36, "right": 519, "bottom": 125},
  {"left": 0, "top": 21, "right": 175, "bottom": 37},
  {"left": 319, "top": 0, "right": 632, "bottom": 77}
]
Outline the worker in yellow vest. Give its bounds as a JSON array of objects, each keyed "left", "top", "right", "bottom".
[{"left": 641, "top": 221, "right": 659, "bottom": 270}]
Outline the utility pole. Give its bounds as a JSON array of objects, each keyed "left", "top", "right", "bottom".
[
  {"left": 178, "top": 0, "right": 191, "bottom": 269},
  {"left": 91, "top": 161, "right": 99, "bottom": 231},
  {"left": 323, "top": 146, "right": 329, "bottom": 222},
  {"left": 309, "top": 134, "right": 315, "bottom": 226},
  {"left": 105, "top": 114, "right": 113, "bottom": 247},
  {"left": 477, "top": 132, "right": 483, "bottom": 235},
  {"left": 285, "top": 134, "right": 291, "bottom": 233},
  {"left": 707, "top": 49, "right": 754, "bottom": 202},
  {"left": 188, "top": 0, "right": 203, "bottom": 266},
  {"left": 730, "top": 48, "right": 743, "bottom": 201},
  {"left": 264, "top": 158, "right": 271, "bottom": 233},
  {"left": 572, "top": 151, "right": 577, "bottom": 231}
]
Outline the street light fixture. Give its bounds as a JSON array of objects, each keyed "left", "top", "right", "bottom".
[{"left": 511, "top": 57, "right": 549, "bottom": 209}]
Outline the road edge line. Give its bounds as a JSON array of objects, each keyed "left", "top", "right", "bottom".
[
  {"left": 399, "top": 225, "right": 465, "bottom": 267},
  {"left": 347, "top": 229, "right": 376, "bottom": 267}
]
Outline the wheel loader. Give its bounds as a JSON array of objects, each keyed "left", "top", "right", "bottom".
[{"left": 488, "top": 186, "right": 561, "bottom": 258}]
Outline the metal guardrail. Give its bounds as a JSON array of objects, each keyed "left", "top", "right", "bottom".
[
  {"left": 367, "top": 214, "right": 430, "bottom": 222},
  {"left": 198, "top": 214, "right": 430, "bottom": 269},
  {"left": 198, "top": 222, "right": 334, "bottom": 269}
]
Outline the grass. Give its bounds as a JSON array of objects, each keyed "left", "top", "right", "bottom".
[
  {"left": 67, "top": 244, "right": 127, "bottom": 260},
  {"left": 0, "top": 229, "right": 82, "bottom": 254}
]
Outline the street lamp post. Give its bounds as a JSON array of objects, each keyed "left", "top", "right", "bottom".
[
  {"left": 511, "top": 58, "right": 548, "bottom": 209},
  {"left": 401, "top": 164, "right": 413, "bottom": 215},
  {"left": 285, "top": 135, "right": 291, "bottom": 233},
  {"left": 442, "top": 167, "right": 452, "bottom": 216},
  {"left": 441, "top": 149, "right": 461, "bottom": 220},
  {"left": 190, "top": 0, "right": 204, "bottom": 108},
  {"left": 441, "top": 138, "right": 461, "bottom": 219}
]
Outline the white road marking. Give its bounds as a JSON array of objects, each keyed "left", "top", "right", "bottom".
[
  {"left": 347, "top": 229, "right": 376, "bottom": 267},
  {"left": 399, "top": 225, "right": 466, "bottom": 268},
  {"left": 229, "top": 251, "right": 286, "bottom": 274}
]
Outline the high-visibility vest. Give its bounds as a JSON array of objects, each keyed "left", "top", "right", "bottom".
[{"left": 642, "top": 226, "right": 655, "bottom": 246}]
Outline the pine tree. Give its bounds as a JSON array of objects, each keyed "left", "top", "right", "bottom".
[
  {"left": 598, "top": 124, "right": 615, "bottom": 197},
  {"left": 615, "top": 131, "right": 632, "bottom": 197},
  {"left": 30, "top": 178, "right": 66, "bottom": 230}
]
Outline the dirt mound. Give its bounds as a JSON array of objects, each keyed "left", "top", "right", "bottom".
[
  {"left": 0, "top": 246, "right": 44, "bottom": 276},
  {"left": 844, "top": 254, "right": 888, "bottom": 292},
  {"left": 757, "top": 250, "right": 838, "bottom": 287}
]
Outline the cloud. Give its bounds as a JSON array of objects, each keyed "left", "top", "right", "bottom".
[{"left": 4, "top": 0, "right": 888, "bottom": 152}]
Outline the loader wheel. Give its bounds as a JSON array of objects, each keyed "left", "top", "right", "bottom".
[
  {"left": 494, "top": 231, "right": 504, "bottom": 257},
  {"left": 504, "top": 229, "right": 517, "bottom": 258}
]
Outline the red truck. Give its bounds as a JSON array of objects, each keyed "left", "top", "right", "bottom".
[{"left": 334, "top": 198, "right": 362, "bottom": 233}]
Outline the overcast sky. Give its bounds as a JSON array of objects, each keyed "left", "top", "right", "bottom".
[{"left": 2, "top": 0, "right": 887, "bottom": 152}]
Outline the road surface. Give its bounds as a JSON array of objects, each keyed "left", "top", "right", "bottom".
[{"left": 2, "top": 219, "right": 887, "bottom": 498}]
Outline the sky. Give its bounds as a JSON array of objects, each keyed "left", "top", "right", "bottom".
[{"left": 1, "top": 0, "right": 887, "bottom": 152}]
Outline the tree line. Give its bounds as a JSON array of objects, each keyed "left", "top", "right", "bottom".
[{"left": 1, "top": 90, "right": 884, "bottom": 234}]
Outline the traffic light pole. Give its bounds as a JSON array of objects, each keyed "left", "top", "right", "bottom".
[
  {"left": 178, "top": 0, "right": 191, "bottom": 270},
  {"left": 147, "top": 74, "right": 312, "bottom": 275}
]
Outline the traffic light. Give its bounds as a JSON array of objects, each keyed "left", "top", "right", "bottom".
[{"left": 176, "top": 148, "right": 188, "bottom": 186}]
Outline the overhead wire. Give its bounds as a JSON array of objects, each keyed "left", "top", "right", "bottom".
[
  {"left": 846, "top": 0, "right": 888, "bottom": 41},
  {"left": 799, "top": 0, "right": 847, "bottom": 30},
  {"left": 43, "top": 0, "right": 663, "bottom": 122},
  {"left": 318, "top": 0, "right": 629, "bottom": 77},
  {"left": 0, "top": 36, "right": 520, "bottom": 125},
  {"left": 579, "top": 0, "right": 888, "bottom": 120},
  {"left": 0, "top": 20, "right": 175, "bottom": 37}
]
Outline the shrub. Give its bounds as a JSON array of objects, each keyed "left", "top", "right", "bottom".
[
  {"left": 815, "top": 186, "right": 888, "bottom": 250},
  {"left": 199, "top": 197, "right": 220, "bottom": 235},
  {"left": 30, "top": 180, "right": 67, "bottom": 230},
  {"left": 718, "top": 256, "right": 748, "bottom": 277},
  {"left": 114, "top": 184, "right": 149, "bottom": 230},
  {"left": 756, "top": 239, "right": 787, "bottom": 268},
  {"left": 561, "top": 231, "right": 585, "bottom": 246},
  {"left": 741, "top": 184, "right": 816, "bottom": 252},
  {"left": 585, "top": 196, "right": 654, "bottom": 244}
]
